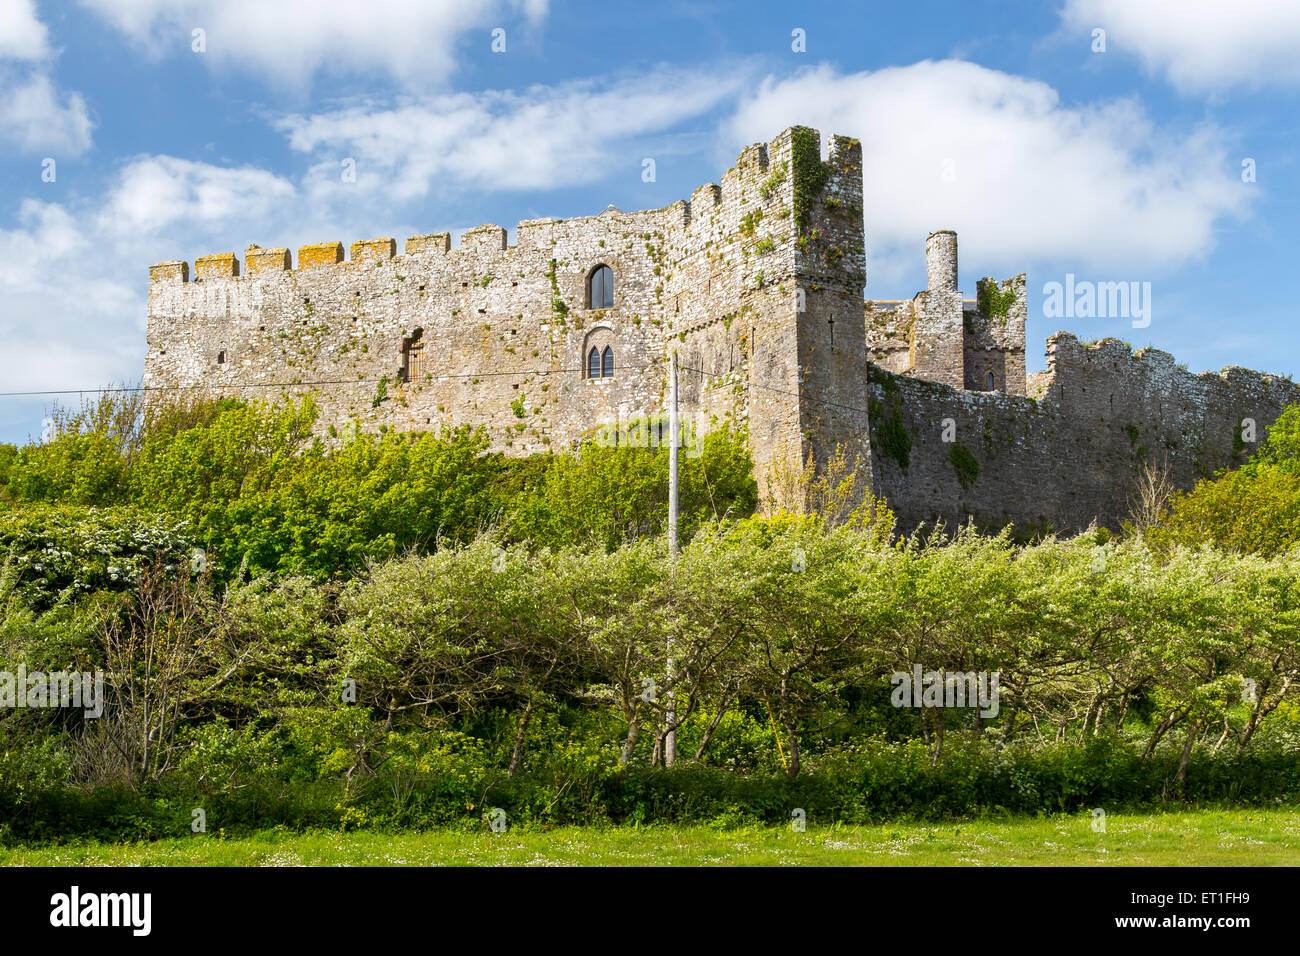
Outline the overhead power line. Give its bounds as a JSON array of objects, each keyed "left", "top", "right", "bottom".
[
  {"left": 0, "top": 358, "right": 880, "bottom": 421},
  {"left": 0, "top": 360, "right": 671, "bottom": 399}
]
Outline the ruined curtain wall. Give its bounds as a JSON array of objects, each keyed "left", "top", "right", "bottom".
[{"left": 867, "top": 332, "right": 1300, "bottom": 533}]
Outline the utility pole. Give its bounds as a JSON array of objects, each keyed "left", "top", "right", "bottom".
[
  {"left": 665, "top": 349, "right": 679, "bottom": 766},
  {"left": 669, "top": 349, "right": 679, "bottom": 555}
]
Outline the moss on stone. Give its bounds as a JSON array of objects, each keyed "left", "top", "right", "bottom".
[
  {"left": 759, "top": 161, "right": 788, "bottom": 200},
  {"left": 1232, "top": 419, "right": 1248, "bottom": 459},
  {"left": 790, "top": 128, "right": 829, "bottom": 231},
  {"left": 949, "top": 442, "right": 979, "bottom": 488},
  {"left": 869, "top": 397, "right": 911, "bottom": 469},
  {"left": 977, "top": 279, "right": 1016, "bottom": 324}
]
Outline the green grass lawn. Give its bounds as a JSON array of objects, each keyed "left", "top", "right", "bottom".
[{"left": 3, "top": 809, "right": 1299, "bottom": 866}]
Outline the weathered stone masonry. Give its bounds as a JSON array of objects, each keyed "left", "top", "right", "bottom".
[
  {"left": 869, "top": 334, "right": 1300, "bottom": 534},
  {"left": 144, "top": 125, "right": 1298, "bottom": 534}
]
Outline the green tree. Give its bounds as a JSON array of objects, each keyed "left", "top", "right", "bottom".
[
  {"left": 507, "top": 422, "right": 757, "bottom": 550},
  {"left": 1148, "top": 405, "right": 1300, "bottom": 556}
]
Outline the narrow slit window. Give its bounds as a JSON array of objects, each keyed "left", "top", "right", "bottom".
[
  {"left": 588, "top": 347, "right": 601, "bottom": 379},
  {"left": 986, "top": 371, "right": 995, "bottom": 391},
  {"left": 602, "top": 346, "right": 614, "bottom": 378}
]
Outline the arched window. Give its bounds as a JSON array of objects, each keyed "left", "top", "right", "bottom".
[
  {"left": 589, "top": 265, "right": 614, "bottom": 309},
  {"left": 588, "top": 347, "right": 602, "bottom": 379},
  {"left": 602, "top": 346, "right": 614, "bottom": 378},
  {"left": 986, "top": 371, "right": 995, "bottom": 391}
]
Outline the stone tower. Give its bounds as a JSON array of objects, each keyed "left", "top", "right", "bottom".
[{"left": 909, "top": 230, "right": 966, "bottom": 389}]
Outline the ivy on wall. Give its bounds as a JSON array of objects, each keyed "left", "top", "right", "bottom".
[
  {"left": 759, "top": 161, "right": 788, "bottom": 200},
  {"left": 977, "top": 279, "right": 1017, "bottom": 324},
  {"left": 949, "top": 442, "right": 979, "bottom": 488},
  {"left": 790, "top": 127, "right": 830, "bottom": 232},
  {"left": 869, "top": 397, "right": 911, "bottom": 469}
]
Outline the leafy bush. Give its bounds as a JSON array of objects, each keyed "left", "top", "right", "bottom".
[
  {"left": 3, "top": 394, "right": 758, "bottom": 576},
  {"left": 1149, "top": 405, "right": 1300, "bottom": 556},
  {"left": 3, "top": 394, "right": 1300, "bottom": 842},
  {"left": 0, "top": 504, "right": 194, "bottom": 607}
]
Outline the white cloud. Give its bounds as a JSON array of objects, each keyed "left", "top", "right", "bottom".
[
  {"left": 0, "top": 201, "right": 90, "bottom": 293},
  {"left": 0, "top": 157, "right": 295, "bottom": 395},
  {"left": 726, "top": 61, "right": 1251, "bottom": 280},
  {"left": 0, "top": 70, "right": 92, "bottom": 154},
  {"left": 0, "top": 2, "right": 93, "bottom": 154},
  {"left": 98, "top": 155, "right": 295, "bottom": 234},
  {"left": 78, "top": 0, "right": 550, "bottom": 87},
  {"left": 0, "top": 0, "right": 48, "bottom": 60},
  {"left": 1061, "top": 0, "right": 1300, "bottom": 92},
  {"left": 0, "top": 201, "right": 138, "bottom": 393},
  {"left": 277, "top": 68, "right": 748, "bottom": 204}
]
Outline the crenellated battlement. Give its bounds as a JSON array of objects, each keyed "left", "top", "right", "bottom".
[
  {"left": 245, "top": 245, "right": 290, "bottom": 274},
  {"left": 195, "top": 253, "right": 239, "bottom": 279},
  {"left": 351, "top": 238, "right": 396, "bottom": 263},
  {"left": 149, "top": 260, "right": 187, "bottom": 283},
  {"left": 148, "top": 128, "right": 815, "bottom": 290},
  {"left": 405, "top": 233, "right": 450, "bottom": 256}
]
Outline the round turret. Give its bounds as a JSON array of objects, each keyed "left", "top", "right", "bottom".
[{"left": 925, "top": 230, "right": 958, "bottom": 293}]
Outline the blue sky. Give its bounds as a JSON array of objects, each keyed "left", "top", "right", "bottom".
[{"left": 1, "top": 0, "right": 1297, "bottom": 444}]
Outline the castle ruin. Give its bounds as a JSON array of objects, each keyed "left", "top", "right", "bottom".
[{"left": 144, "top": 126, "right": 1299, "bottom": 534}]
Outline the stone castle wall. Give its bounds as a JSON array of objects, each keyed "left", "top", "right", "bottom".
[
  {"left": 145, "top": 126, "right": 865, "bottom": 500},
  {"left": 863, "top": 300, "right": 913, "bottom": 375},
  {"left": 963, "top": 274, "right": 1027, "bottom": 395},
  {"left": 143, "top": 124, "right": 1296, "bottom": 536},
  {"left": 146, "top": 209, "right": 678, "bottom": 460},
  {"left": 867, "top": 332, "right": 1300, "bottom": 533}
]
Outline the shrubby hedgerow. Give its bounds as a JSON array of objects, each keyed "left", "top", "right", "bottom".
[{"left": 1, "top": 392, "right": 1299, "bottom": 841}]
